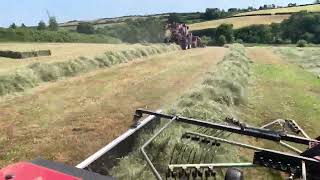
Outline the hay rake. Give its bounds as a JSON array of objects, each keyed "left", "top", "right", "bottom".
[
  {"left": 1, "top": 109, "right": 320, "bottom": 180},
  {"left": 133, "top": 109, "right": 320, "bottom": 180}
]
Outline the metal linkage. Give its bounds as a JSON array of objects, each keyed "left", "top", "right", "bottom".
[
  {"left": 186, "top": 132, "right": 320, "bottom": 180},
  {"left": 135, "top": 109, "right": 319, "bottom": 145},
  {"left": 259, "top": 119, "right": 313, "bottom": 154},
  {"left": 140, "top": 116, "right": 177, "bottom": 180},
  {"left": 133, "top": 109, "right": 320, "bottom": 179},
  {"left": 261, "top": 119, "right": 310, "bottom": 138}
]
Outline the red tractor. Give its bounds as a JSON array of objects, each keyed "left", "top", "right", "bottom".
[{"left": 165, "top": 23, "right": 204, "bottom": 50}]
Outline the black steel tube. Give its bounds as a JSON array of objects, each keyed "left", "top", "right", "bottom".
[{"left": 135, "top": 109, "right": 319, "bottom": 145}]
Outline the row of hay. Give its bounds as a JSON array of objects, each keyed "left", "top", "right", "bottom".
[
  {"left": 110, "top": 44, "right": 253, "bottom": 179},
  {"left": 0, "top": 44, "right": 180, "bottom": 96},
  {"left": 0, "top": 50, "right": 51, "bottom": 59}
]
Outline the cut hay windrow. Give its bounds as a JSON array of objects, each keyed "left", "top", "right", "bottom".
[
  {"left": 0, "top": 44, "right": 180, "bottom": 96},
  {"left": 110, "top": 44, "right": 253, "bottom": 179}
]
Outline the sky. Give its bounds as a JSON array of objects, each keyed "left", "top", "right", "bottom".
[{"left": 0, "top": 0, "right": 314, "bottom": 27}]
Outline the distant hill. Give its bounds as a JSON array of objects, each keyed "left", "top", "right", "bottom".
[
  {"left": 59, "top": 12, "right": 207, "bottom": 30},
  {"left": 188, "top": 4, "right": 320, "bottom": 31},
  {"left": 234, "top": 4, "right": 320, "bottom": 17},
  {"left": 189, "top": 15, "right": 290, "bottom": 30},
  {"left": 59, "top": 14, "right": 169, "bottom": 28}
]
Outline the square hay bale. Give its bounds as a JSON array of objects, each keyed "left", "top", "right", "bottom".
[{"left": 0, "top": 50, "right": 51, "bottom": 59}]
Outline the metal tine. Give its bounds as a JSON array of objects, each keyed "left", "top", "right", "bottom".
[
  {"left": 170, "top": 144, "right": 184, "bottom": 164},
  {"left": 191, "top": 149, "right": 197, "bottom": 164},
  {"left": 202, "top": 128, "right": 210, "bottom": 135},
  {"left": 197, "top": 147, "right": 211, "bottom": 164},
  {"left": 196, "top": 126, "right": 205, "bottom": 133},
  {"left": 177, "top": 145, "right": 189, "bottom": 164},
  {"left": 186, "top": 147, "right": 195, "bottom": 163},
  {"left": 169, "top": 144, "right": 178, "bottom": 164}
]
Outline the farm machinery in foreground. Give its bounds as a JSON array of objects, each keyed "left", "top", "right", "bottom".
[
  {"left": 165, "top": 23, "right": 204, "bottom": 50},
  {"left": 1, "top": 109, "right": 320, "bottom": 180}
]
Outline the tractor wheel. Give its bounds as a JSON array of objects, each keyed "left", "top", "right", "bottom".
[{"left": 181, "top": 44, "right": 188, "bottom": 50}]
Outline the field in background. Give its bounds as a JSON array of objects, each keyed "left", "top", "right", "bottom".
[
  {"left": 0, "top": 47, "right": 227, "bottom": 167},
  {"left": 235, "top": 4, "right": 320, "bottom": 16},
  {"left": 189, "top": 15, "right": 289, "bottom": 30},
  {"left": 0, "top": 43, "right": 149, "bottom": 73}
]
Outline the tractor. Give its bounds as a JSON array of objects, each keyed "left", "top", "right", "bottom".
[{"left": 165, "top": 23, "right": 204, "bottom": 50}]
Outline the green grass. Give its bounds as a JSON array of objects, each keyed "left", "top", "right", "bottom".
[
  {"left": 231, "top": 50, "right": 320, "bottom": 179},
  {"left": 0, "top": 28, "right": 122, "bottom": 43},
  {"left": 241, "top": 63, "right": 320, "bottom": 136}
]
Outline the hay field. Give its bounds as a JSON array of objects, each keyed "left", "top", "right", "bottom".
[
  {"left": 236, "top": 47, "right": 320, "bottom": 178},
  {"left": 274, "top": 47, "right": 320, "bottom": 76},
  {"left": 0, "top": 43, "right": 145, "bottom": 73},
  {"left": 235, "top": 4, "right": 320, "bottom": 16},
  {"left": 0, "top": 47, "right": 227, "bottom": 167},
  {"left": 111, "top": 46, "right": 320, "bottom": 179},
  {"left": 0, "top": 43, "right": 179, "bottom": 96},
  {"left": 189, "top": 15, "right": 289, "bottom": 31}
]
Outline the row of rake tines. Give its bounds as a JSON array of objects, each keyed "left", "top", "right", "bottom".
[{"left": 166, "top": 127, "right": 232, "bottom": 179}]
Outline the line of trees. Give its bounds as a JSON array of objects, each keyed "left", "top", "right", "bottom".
[
  {"left": 193, "top": 11, "right": 320, "bottom": 46},
  {"left": 37, "top": 17, "right": 58, "bottom": 31},
  {"left": 3, "top": 17, "right": 165, "bottom": 43},
  {"left": 95, "top": 17, "right": 166, "bottom": 43},
  {"left": 9, "top": 17, "right": 59, "bottom": 31}
]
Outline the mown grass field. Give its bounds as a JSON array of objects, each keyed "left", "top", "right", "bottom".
[
  {"left": 0, "top": 43, "right": 153, "bottom": 73},
  {"left": 189, "top": 15, "right": 289, "bottom": 31},
  {"left": 1, "top": 41, "right": 319, "bottom": 180},
  {"left": 274, "top": 47, "right": 320, "bottom": 76},
  {"left": 235, "top": 47, "right": 320, "bottom": 179},
  {"left": 235, "top": 4, "right": 320, "bottom": 16},
  {"left": 0, "top": 46, "right": 227, "bottom": 167}
]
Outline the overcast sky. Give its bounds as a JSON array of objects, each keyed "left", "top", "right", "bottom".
[{"left": 0, "top": 0, "right": 314, "bottom": 27}]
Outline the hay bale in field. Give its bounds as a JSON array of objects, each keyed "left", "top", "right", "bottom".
[{"left": 0, "top": 50, "right": 51, "bottom": 59}]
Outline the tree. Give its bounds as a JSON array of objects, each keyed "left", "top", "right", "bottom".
[
  {"left": 37, "top": 21, "right": 47, "bottom": 30},
  {"left": 76, "top": 22, "right": 95, "bottom": 34},
  {"left": 217, "top": 35, "right": 227, "bottom": 46},
  {"left": 168, "top": 13, "right": 182, "bottom": 23},
  {"left": 216, "top": 24, "right": 234, "bottom": 43},
  {"left": 21, "top": 23, "right": 27, "bottom": 28},
  {"left": 48, "top": 17, "right": 58, "bottom": 31},
  {"left": 280, "top": 11, "right": 319, "bottom": 43},
  {"left": 9, "top": 23, "right": 17, "bottom": 29},
  {"left": 315, "top": 0, "right": 320, "bottom": 4}
]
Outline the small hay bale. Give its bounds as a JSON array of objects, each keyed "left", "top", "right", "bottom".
[
  {"left": 0, "top": 50, "right": 51, "bottom": 59},
  {"left": 224, "top": 44, "right": 231, "bottom": 48}
]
